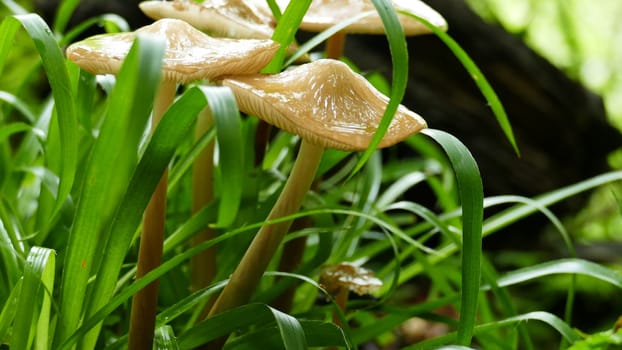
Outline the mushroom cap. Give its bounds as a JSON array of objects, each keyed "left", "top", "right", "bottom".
[
  {"left": 139, "top": 0, "right": 276, "bottom": 39},
  {"left": 286, "top": 0, "right": 447, "bottom": 35},
  {"left": 221, "top": 59, "right": 426, "bottom": 151},
  {"left": 320, "top": 262, "right": 383, "bottom": 295},
  {"left": 66, "top": 18, "right": 280, "bottom": 82}
]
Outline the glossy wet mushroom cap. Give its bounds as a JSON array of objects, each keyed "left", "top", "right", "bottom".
[
  {"left": 221, "top": 59, "right": 426, "bottom": 151},
  {"left": 66, "top": 18, "right": 280, "bottom": 82},
  {"left": 139, "top": 0, "right": 276, "bottom": 39},
  {"left": 289, "top": 0, "right": 447, "bottom": 35}
]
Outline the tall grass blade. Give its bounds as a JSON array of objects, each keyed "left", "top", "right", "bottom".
[
  {"left": 284, "top": 11, "right": 375, "bottom": 66},
  {"left": 227, "top": 320, "right": 346, "bottom": 350},
  {"left": 351, "top": 0, "right": 408, "bottom": 175},
  {"left": 81, "top": 86, "right": 210, "bottom": 348},
  {"left": 0, "top": 123, "right": 31, "bottom": 144},
  {"left": 176, "top": 303, "right": 307, "bottom": 349},
  {"left": 154, "top": 325, "right": 180, "bottom": 350},
  {"left": 11, "top": 247, "right": 55, "bottom": 350},
  {"left": 34, "top": 247, "right": 55, "bottom": 350},
  {"left": 263, "top": 0, "right": 312, "bottom": 72},
  {"left": 60, "top": 14, "right": 129, "bottom": 46},
  {"left": 55, "top": 35, "right": 165, "bottom": 347},
  {"left": 9, "top": 14, "right": 78, "bottom": 233},
  {"left": 53, "top": 0, "right": 80, "bottom": 34},
  {"left": 0, "top": 91, "right": 37, "bottom": 122},
  {"left": 269, "top": 307, "right": 308, "bottom": 350},
  {"left": 0, "top": 17, "right": 20, "bottom": 75},
  {"left": 422, "top": 128, "right": 483, "bottom": 346},
  {"left": 400, "top": 10, "right": 519, "bottom": 155},
  {"left": 206, "top": 86, "right": 244, "bottom": 227},
  {"left": 486, "top": 258, "right": 622, "bottom": 289},
  {"left": 406, "top": 311, "right": 579, "bottom": 349},
  {"left": 0, "top": 278, "right": 22, "bottom": 342}
]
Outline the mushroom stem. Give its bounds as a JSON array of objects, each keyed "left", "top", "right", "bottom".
[
  {"left": 333, "top": 287, "right": 349, "bottom": 327},
  {"left": 191, "top": 109, "right": 217, "bottom": 293},
  {"left": 208, "top": 139, "right": 324, "bottom": 318},
  {"left": 128, "top": 78, "right": 176, "bottom": 350},
  {"left": 325, "top": 30, "right": 347, "bottom": 59}
]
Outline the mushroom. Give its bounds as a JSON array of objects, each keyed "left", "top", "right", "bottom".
[
  {"left": 66, "top": 18, "right": 279, "bottom": 350},
  {"left": 299, "top": 0, "right": 447, "bottom": 35},
  {"left": 139, "top": 0, "right": 276, "bottom": 39},
  {"left": 137, "top": 1, "right": 286, "bottom": 296},
  {"left": 320, "top": 262, "right": 383, "bottom": 326},
  {"left": 207, "top": 59, "right": 426, "bottom": 318},
  {"left": 295, "top": 0, "right": 448, "bottom": 59}
]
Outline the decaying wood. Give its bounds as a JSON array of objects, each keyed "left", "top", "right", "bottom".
[{"left": 343, "top": 0, "right": 620, "bottom": 218}]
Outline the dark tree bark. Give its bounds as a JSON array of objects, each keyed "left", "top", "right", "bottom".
[{"left": 344, "top": 0, "right": 620, "bottom": 216}]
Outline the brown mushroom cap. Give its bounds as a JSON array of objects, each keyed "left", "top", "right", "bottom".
[
  {"left": 66, "top": 18, "right": 280, "bottom": 82},
  {"left": 139, "top": 0, "right": 276, "bottom": 39},
  {"left": 320, "top": 262, "right": 383, "bottom": 296},
  {"left": 284, "top": 0, "right": 447, "bottom": 35},
  {"left": 221, "top": 59, "right": 426, "bottom": 151}
]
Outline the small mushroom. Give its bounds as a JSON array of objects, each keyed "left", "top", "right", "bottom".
[
  {"left": 66, "top": 17, "right": 280, "bottom": 80},
  {"left": 66, "top": 18, "right": 279, "bottom": 350},
  {"left": 207, "top": 59, "right": 425, "bottom": 318},
  {"left": 139, "top": 0, "right": 276, "bottom": 39},
  {"left": 293, "top": 0, "right": 447, "bottom": 59},
  {"left": 320, "top": 262, "right": 383, "bottom": 326},
  {"left": 299, "top": 0, "right": 447, "bottom": 36}
]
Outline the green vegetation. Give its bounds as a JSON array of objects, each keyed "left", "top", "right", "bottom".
[{"left": 0, "top": 0, "right": 621, "bottom": 349}]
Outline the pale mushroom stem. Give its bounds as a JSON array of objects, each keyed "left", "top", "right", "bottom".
[
  {"left": 128, "top": 78, "right": 176, "bottom": 350},
  {"left": 208, "top": 139, "right": 324, "bottom": 318},
  {"left": 325, "top": 31, "right": 347, "bottom": 59},
  {"left": 191, "top": 108, "right": 217, "bottom": 312}
]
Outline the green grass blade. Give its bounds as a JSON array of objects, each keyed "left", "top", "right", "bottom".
[
  {"left": 0, "top": 0, "right": 27, "bottom": 15},
  {"left": 263, "top": 0, "right": 312, "bottom": 72},
  {"left": 407, "top": 311, "right": 580, "bottom": 349},
  {"left": 53, "top": 0, "right": 80, "bottom": 34},
  {"left": 11, "top": 14, "right": 78, "bottom": 231},
  {"left": 485, "top": 258, "right": 622, "bottom": 289},
  {"left": 66, "top": 208, "right": 407, "bottom": 349},
  {"left": 0, "top": 17, "right": 20, "bottom": 76},
  {"left": 351, "top": 0, "right": 408, "bottom": 176},
  {"left": 81, "top": 86, "right": 209, "bottom": 348},
  {"left": 284, "top": 11, "right": 375, "bottom": 66},
  {"left": 0, "top": 278, "right": 22, "bottom": 342},
  {"left": 0, "top": 91, "right": 37, "bottom": 122},
  {"left": 206, "top": 86, "right": 244, "bottom": 227},
  {"left": 269, "top": 307, "right": 308, "bottom": 350},
  {"left": 400, "top": 10, "right": 519, "bottom": 155},
  {"left": 421, "top": 128, "right": 483, "bottom": 346},
  {"left": 176, "top": 303, "right": 306, "bottom": 349},
  {"left": 483, "top": 171, "right": 622, "bottom": 235},
  {"left": 60, "top": 14, "right": 129, "bottom": 47},
  {"left": 12, "top": 247, "right": 55, "bottom": 350},
  {"left": 55, "top": 34, "right": 165, "bottom": 347},
  {"left": 0, "top": 122, "right": 31, "bottom": 144},
  {"left": 154, "top": 325, "right": 180, "bottom": 350},
  {"left": 34, "top": 247, "right": 56, "bottom": 350},
  {"left": 227, "top": 320, "right": 346, "bottom": 350},
  {"left": 156, "top": 280, "right": 227, "bottom": 327}
]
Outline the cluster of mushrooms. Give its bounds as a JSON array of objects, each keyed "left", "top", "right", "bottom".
[{"left": 66, "top": 0, "right": 447, "bottom": 347}]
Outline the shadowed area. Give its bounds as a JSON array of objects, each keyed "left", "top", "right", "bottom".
[{"left": 343, "top": 0, "right": 620, "bottom": 214}]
